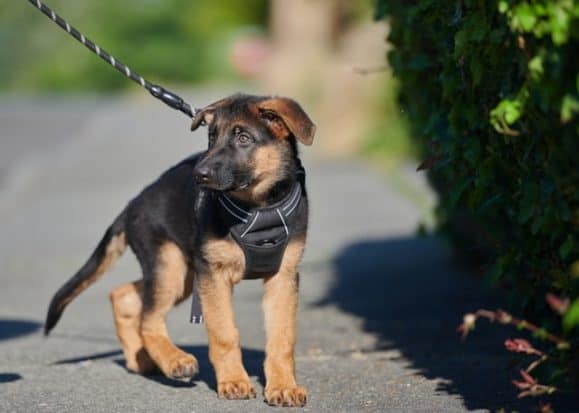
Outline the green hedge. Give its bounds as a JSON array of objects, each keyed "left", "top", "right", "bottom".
[{"left": 376, "top": 0, "right": 579, "bottom": 390}]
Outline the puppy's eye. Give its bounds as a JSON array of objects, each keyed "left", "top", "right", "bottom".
[{"left": 236, "top": 133, "right": 253, "bottom": 145}]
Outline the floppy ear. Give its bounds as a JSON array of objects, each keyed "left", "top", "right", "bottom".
[
  {"left": 257, "top": 97, "right": 316, "bottom": 146},
  {"left": 190, "top": 96, "right": 235, "bottom": 131},
  {"left": 190, "top": 109, "right": 213, "bottom": 131}
]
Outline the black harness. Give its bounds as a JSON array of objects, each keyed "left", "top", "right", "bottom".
[
  {"left": 217, "top": 180, "right": 304, "bottom": 278},
  {"left": 191, "top": 172, "right": 306, "bottom": 323}
]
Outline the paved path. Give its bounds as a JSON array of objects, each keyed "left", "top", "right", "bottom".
[{"left": 0, "top": 94, "right": 533, "bottom": 412}]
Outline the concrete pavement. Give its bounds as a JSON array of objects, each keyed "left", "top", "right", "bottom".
[{"left": 0, "top": 94, "right": 535, "bottom": 412}]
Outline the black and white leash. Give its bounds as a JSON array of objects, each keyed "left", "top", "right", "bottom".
[{"left": 27, "top": 0, "right": 198, "bottom": 119}]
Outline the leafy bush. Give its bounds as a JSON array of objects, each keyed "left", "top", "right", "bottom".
[
  {"left": 375, "top": 0, "right": 579, "bottom": 398},
  {"left": 0, "top": 0, "right": 267, "bottom": 91}
]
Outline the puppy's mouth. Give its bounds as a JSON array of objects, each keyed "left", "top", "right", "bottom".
[
  {"left": 204, "top": 179, "right": 252, "bottom": 192},
  {"left": 223, "top": 180, "right": 251, "bottom": 192}
]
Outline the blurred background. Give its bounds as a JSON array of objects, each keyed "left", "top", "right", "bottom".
[
  {"left": 0, "top": 0, "right": 416, "bottom": 164},
  {"left": 3, "top": 1, "right": 576, "bottom": 411}
]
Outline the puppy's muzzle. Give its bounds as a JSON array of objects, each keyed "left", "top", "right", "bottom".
[{"left": 193, "top": 164, "right": 214, "bottom": 185}]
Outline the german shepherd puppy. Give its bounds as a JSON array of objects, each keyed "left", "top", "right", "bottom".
[{"left": 44, "top": 94, "right": 315, "bottom": 407}]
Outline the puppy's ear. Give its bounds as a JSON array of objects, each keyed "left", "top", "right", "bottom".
[
  {"left": 257, "top": 97, "right": 316, "bottom": 146},
  {"left": 190, "top": 96, "right": 235, "bottom": 131},
  {"left": 190, "top": 109, "right": 214, "bottom": 131}
]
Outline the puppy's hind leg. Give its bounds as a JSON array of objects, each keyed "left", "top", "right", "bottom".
[
  {"left": 140, "top": 242, "right": 198, "bottom": 380},
  {"left": 110, "top": 280, "right": 156, "bottom": 374}
]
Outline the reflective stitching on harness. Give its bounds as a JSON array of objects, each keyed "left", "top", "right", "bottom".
[
  {"left": 276, "top": 208, "right": 289, "bottom": 236},
  {"left": 222, "top": 194, "right": 250, "bottom": 215},
  {"left": 282, "top": 185, "right": 301, "bottom": 212},
  {"left": 216, "top": 176, "right": 304, "bottom": 278},
  {"left": 218, "top": 197, "right": 248, "bottom": 223},
  {"left": 284, "top": 195, "right": 300, "bottom": 217},
  {"left": 241, "top": 211, "right": 260, "bottom": 238},
  {"left": 283, "top": 187, "right": 301, "bottom": 216}
]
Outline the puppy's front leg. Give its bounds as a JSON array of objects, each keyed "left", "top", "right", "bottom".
[
  {"left": 262, "top": 240, "right": 307, "bottom": 407},
  {"left": 199, "top": 274, "right": 256, "bottom": 399}
]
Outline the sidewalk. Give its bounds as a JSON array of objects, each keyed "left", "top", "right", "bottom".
[{"left": 0, "top": 95, "right": 530, "bottom": 412}]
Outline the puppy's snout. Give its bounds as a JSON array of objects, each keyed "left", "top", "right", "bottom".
[{"left": 193, "top": 164, "right": 213, "bottom": 184}]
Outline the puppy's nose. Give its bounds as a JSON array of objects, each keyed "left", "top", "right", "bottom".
[{"left": 193, "top": 165, "right": 212, "bottom": 184}]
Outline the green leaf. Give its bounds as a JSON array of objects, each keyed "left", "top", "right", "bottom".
[
  {"left": 528, "top": 55, "right": 544, "bottom": 80},
  {"left": 548, "top": 4, "right": 570, "bottom": 45},
  {"left": 561, "top": 94, "right": 579, "bottom": 123},
  {"left": 559, "top": 235, "right": 575, "bottom": 259},
  {"left": 513, "top": 3, "right": 537, "bottom": 31},
  {"left": 374, "top": 0, "right": 388, "bottom": 20},
  {"left": 449, "top": 178, "right": 472, "bottom": 209},
  {"left": 491, "top": 99, "right": 523, "bottom": 131},
  {"left": 454, "top": 29, "right": 468, "bottom": 57},
  {"left": 498, "top": 0, "right": 509, "bottom": 14},
  {"left": 563, "top": 299, "right": 579, "bottom": 332},
  {"left": 478, "top": 193, "right": 503, "bottom": 213},
  {"left": 505, "top": 104, "right": 521, "bottom": 124},
  {"left": 518, "top": 202, "right": 535, "bottom": 224}
]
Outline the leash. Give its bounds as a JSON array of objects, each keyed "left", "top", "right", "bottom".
[{"left": 27, "top": 0, "right": 198, "bottom": 119}]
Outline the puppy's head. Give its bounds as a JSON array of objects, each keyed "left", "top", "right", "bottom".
[{"left": 191, "top": 94, "right": 315, "bottom": 198}]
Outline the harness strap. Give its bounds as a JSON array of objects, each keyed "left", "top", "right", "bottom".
[
  {"left": 221, "top": 182, "right": 302, "bottom": 276},
  {"left": 191, "top": 175, "right": 305, "bottom": 324}
]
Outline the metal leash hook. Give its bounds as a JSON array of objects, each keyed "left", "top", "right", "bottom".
[{"left": 27, "top": 0, "right": 199, "bottom": 119}]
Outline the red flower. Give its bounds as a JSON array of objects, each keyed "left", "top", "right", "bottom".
[
  {"left": 545, "top": 293, "right": 569, "bottom": 315},
  {"left": 504, "top": 338, "right": 543, "bottom": 356},
  {"left": 512, "top": 370, "right": 556, "bottom": 398}
]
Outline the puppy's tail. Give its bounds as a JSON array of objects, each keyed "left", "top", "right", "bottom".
[{"left": 44, "top": 209, "right": 128, "bottom": 336}]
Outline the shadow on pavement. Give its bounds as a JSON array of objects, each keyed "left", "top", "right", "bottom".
[
  {"left": 0, "top": 373, "right": 22, "bottom": 383},
  {"left": 54, "top": 349, "right": 123, "bottom": 365},
  {"left": 0, "top": 319, "right": 41, "bottom": 341},
  {"left": 319, "top": 236, "right": 534, "bottom": 412},
  {"left": 54, "top": 345, "right": 265, "bottom": 391}
]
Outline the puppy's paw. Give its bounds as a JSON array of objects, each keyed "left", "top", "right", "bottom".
[
  {"left": 165, "top": 353, "right": 199, "bottom": 379},
  {"left": 218, "top": 379, "right": 256, "bottom": 400},
  {"left": 265, "top": 386, "right": 308, "bottom": 407}
]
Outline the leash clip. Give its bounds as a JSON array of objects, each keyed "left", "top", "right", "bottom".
[{"left": 149, "top": 85, "right": 194, "bottom": 118}]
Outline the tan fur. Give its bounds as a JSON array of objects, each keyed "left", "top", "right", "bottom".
[
  {"left": 230, "top": 145, "right": 284, "bottom": 204},
  {"left": 265, "top": 117, "right": 290, "bottom": 141},
  {"left": 190, "top": 95, "right": 235, "bottom": 131},
  {"left": 202, "top": 238, "right": 246, "bottom": 285},
  {"left": 262, "top": 238, "right": 307, "bottom": 407},
  {"left": 109, "top": 280, "right": 155, "bottom": 374},
  {"left": 249, "top": 103, "right": 290, "bottom": 141},
  {"left": 140, "top": 242, "right": 198, "bottom": 379},
  {"left": 203, "top": 112, "right": 215, "bottom": 126},
  {"left": 199, "top": 244, "right": 256, "bottom": 399},
  {"left": 60, "top": 232, "right": 127, "bottom": 311}
]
